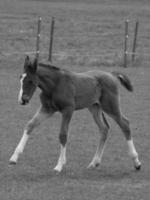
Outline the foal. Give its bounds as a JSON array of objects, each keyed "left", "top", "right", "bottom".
[{"left": 9, "top": 56, "right": 141, "bottom": 172}]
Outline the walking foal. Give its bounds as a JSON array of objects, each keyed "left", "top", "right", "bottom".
[{"left": 9, "top": 56, "right": 141, "bottom": 172}]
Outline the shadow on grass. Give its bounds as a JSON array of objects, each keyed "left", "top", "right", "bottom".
[
  {"left": 61, "top": 167, "right": 133, "bottom": 181},
  {"left": 9, "top": 166, "right": 141, "bottom": 183},
  {"left": 1, "top": 160, "right": 146, "bottom": 186}
]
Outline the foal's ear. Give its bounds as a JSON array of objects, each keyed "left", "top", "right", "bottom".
[
  {"left": 32, "top": 58, "right": 38, "bottom": 73},
  {"left": 24, "top": 56, "right": 37, "bottom": 74},
  {"left": 24, "top": 55, "right": 30, "bottom": 65},
  {"left": 24, "top": 55, "right": 31, "bottom": 71},
  {"left": 25, "top": 55, "right": 30, "bottom": 61}
]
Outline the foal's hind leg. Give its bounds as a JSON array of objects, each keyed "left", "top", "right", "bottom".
[
  {"left": 87, "top": 104, "right": 110, "bottom": 168},
  {"left": 102, "top": 93, "right": 141, "bottom": 170},
  {"left": 9, "top": 106, "right": 52, "bottom": 165},
  {"left": 114, "top": 114, "right": 141, "bottom": 170}
]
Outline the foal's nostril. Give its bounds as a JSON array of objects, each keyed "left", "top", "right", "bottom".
[
  {"left": 21, "top": 95, "right": 29, "bottom": 105},
  {"left": 21, "top": 99, "right": 29, "bottom": 105},
  {"left": 21, "top": 99, "right": 25, "bottom": 105}
]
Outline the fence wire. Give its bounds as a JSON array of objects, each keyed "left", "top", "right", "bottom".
[{"left": 0, "top": 15, "right": 150, "bottom": 66}]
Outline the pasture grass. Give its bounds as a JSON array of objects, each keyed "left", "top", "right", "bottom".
[{"left": 0, "top": 0, "right": 150, "bottom": 199}]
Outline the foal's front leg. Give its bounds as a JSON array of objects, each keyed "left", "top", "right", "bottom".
[
  {"left": 54, "top": 107, "right": 73, "bottom": 172},
  {"left": 9, "top": 106, "right": 51, "bottom": 165}
]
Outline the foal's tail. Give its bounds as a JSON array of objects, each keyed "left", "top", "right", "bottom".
[{"left": 112, "top": 71, "right": 133, "bottom": 92}]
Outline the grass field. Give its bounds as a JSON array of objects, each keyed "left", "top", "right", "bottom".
[{"left": 0, "top": 0, "right": 150, "bottom": 199}]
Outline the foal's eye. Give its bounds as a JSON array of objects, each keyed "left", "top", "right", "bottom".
[{"left": 28, "top": 80, "right": 33, "bottom": 84}]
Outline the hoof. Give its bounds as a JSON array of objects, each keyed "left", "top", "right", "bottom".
[
  {"left": 9, "top": 160, "right": 17, "bottom": 165},
  {"left": 95, "top": 163, "right": 100, "bottom": 167},
  {"left": 135, "top": 163, "right": 141, "bottom": 171},
  {"left": 87, "top": 162, "right": 100, "bottom": 169}
]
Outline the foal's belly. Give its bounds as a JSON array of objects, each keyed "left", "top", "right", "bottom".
[{"left": 75, "top": 93, "right": 100, "bottom": 110}]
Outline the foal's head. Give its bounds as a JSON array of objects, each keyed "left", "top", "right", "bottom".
[{"left": 18, "top": 56, "right": 38, "bottom": 105}]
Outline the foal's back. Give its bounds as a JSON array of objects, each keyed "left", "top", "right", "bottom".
[{"left": 71, "top": 70, "right": 119, "bottom": 96}]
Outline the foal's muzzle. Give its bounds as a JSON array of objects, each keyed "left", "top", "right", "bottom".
[
  {"left": 20, "top": 95, "right": 30, "bottom": 105},
  {"left": 21, "top": 99, "right": 29, "bottom": 105}
]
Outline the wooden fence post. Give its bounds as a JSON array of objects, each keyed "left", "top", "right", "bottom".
[
  {"left": 48, "top": 17, "right": 55, "bottom": 63},
  {"left": 132, "top": 20, "right": 139, "bottom": 63},
  {"left": 124, "top": 19, "right": 129, "bottom": 68},
  {"left": 36, "top": 17, "right": 42, "bottom": 63}
]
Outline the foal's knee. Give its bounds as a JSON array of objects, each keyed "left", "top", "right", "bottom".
[
  {"left": 59, "top": 134, "right": 67, "bottom": 146},
  {"left": 25, "top": 120, "right": 35, "bottom": 135}
]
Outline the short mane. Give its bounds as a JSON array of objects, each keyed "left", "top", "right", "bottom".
[{"left": 38, "top": 62, "right": 60, "bottom": 71}]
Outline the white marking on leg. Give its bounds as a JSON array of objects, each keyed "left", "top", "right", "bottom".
[
  {"left": 88, "top": 138, "right": 106, "bottom": 168},
  {"left": 9, "top": 106, "right": 51, "bottom": 165},
  {"left": 127, "top": 140, "right": 138, "bottom": 159},
  {"left": 9, "top": 130, "right": 29, "bottom": 164},
  {"left": 54, "top": 145, "right": 66, "bottom": 172},
  {"left": 127, "top": 139, "right": 141, "bottom": 168},
  {"left": 18, "top": 73, "right": 26, "bottom": 104},
  {"left": 87, "top": 108, "right": 108, "bottom": 168}
]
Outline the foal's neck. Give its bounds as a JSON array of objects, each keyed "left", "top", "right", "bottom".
[{"left": 37, "top": 64, "right": 61, "bottom": 96}]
